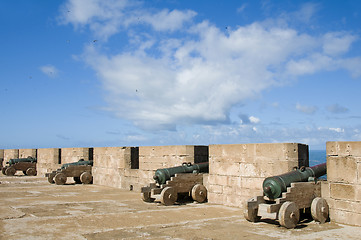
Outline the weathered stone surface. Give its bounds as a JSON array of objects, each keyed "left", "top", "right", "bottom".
[
  {"left": 207, "top": 143, "right": 308, "bottom": 208},
  {"left": 327, "top": 141, "right": 361, "bottom": 157},
  {"left": 327, "top": 156, "right": 358, "bottom": 184},
  {"left": 61, "top": 147, "right": 90, "bottom": 164},
  {"left": 18, "top": 149, "right": 37, "bottom": 158}
]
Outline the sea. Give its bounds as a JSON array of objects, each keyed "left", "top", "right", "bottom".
[{"left": 309, "top": 149, "right": 327, "bottom": 179}]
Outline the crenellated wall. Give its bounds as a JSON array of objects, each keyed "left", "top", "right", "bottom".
[
  {"left": 61, "top": 147, "right": 92, "bottom": 164},
  {"left": 3, "top": 149, "right": 19, "bottom": 168},
  {"left": 322, "top": 141, "right": 361, "bottom": 226},
  {"left": 18, "top": 149, "right": 37, "bottom": 158},
  {"left": 207, "top": 143, "right": 309, "bottom": 208},
  {"left": 2, "top": 140, "right": 361, "bottom": 228},
  {"left": 37, "top": 148, "right": 61, "bottom": 176}
]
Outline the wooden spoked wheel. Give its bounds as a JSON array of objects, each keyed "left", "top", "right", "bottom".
[
  {"left": 26, "top": 168, "right": 37, "bottom": 176},
  {"left": 191, "top": 184, "right": 207, "bottom": 203},
  {"left": 311, "top": 197, "right": 329, "bottom": 224},
  {"left": 5, "top": 167, "right": 16, "bottom": 176},
  {"left": 160, "top": 187, "right": 177, "bottom": 206},
  {"left": 80, "top": 172, "right": 93, "bottom": 184},
  {"left": 279, "top": 201, "right": 300, "bottom": 229},
  {"left": 54, "top": 173, "right": 67, "bottom": 185}
]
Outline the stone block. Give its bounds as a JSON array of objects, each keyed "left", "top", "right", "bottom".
[
  {"left": 4, "top": 149, "right": 19, "bottom": 161},
  {"left": 18, "top": 149, "right": 37, "bottom": 158},
  {"left": 208, "top": 184, "right": 223, "bottom": 194},
  {"left": 329, "top": 208, "right": 361, "bottom": 227},
  {"left": 61, "top": 147, "right": 90, "bottom": 164},
  {"left": 327, "top": 156, "right": 357, "bottom": 184},
  {"left": 93, "top": 147, "right": 132, "bottom": 169},
  {"left": 37, "top": 148, "right": 60, "bottom": 165},
  {"left": 321, "top": 181, "right": 330, "bottom": 199},
  {"left": 330, "top": 183, "right": 356, "bottom": 201},
  {"left": 327, "top": 141, "right": 361, "bottom": 157},
  {"left": 240, "top": 177, "right": 264, "bottom": 189}
]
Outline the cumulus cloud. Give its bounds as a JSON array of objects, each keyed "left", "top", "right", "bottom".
[
  {"left": 59, "top": 0, "right": 361, "bottom": 130},
  {"left": 40, "top": 65, "right": 58, "bottom": 78},
  {"left": 58, "top": 0, "right": 196, "bottom": 40},
  {"left": 296, "top": 103, "right": 318, "bottom": 114},
  {"left": 326, "top": 103, "right": 349, "bottom": 113}
]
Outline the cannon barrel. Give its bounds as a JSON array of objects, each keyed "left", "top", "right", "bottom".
[
  {"left": 153, "top": 162, "right": 209, "bottom": 185},
  {"left": 8, "top": 157, "right": 37, "bottom": 165},
  {"left": 263, "top": 163, "right": 326, "bottom": 199},
  {"left": 60, "top": 159, "right": 93, "bottom": 169}
]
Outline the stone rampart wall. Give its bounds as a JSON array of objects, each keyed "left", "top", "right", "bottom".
[
  {"left": 37, "top": 148, "right": 61, "bottom": 176},
  {"left": 322, "top": 141, "right": 361, "bottom": 226},
  {"left": 207, "top": 143, "right": 309, "bottom": 208},
  {"left": 61, "top": 147, "right": 91, "bottom": 164},
  {"left": 3, "top": 149, "right": 19, "bottom": 168},
  {"left": 18, "top": 149, "right": 37, "bottom": 158}
]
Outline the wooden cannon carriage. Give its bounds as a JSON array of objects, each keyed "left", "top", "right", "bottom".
[
  {"left": 46, "top": 160, "right": 93, "bottom": 185},
  {"left": 141, "top": 162, "right": 208, "bottom": 206},
  {"left": 244, "top": 163, "right": 329, "bottom": 229}
]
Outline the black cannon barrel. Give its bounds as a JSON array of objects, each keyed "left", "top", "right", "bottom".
[
  {"left": 153, "top": 162, "right": 209, "bottom": 185},
  {"left": 263, "top": 163, "right": 326, "bottom": 199},
  {"left": 8, "top": 157, "right": 37, "bottom": 165}
]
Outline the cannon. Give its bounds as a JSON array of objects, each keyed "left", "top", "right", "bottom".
[
  {"left": 141, "top": 162, "right": 209, "bottom": 205},
  {"left": 45, "top": 159, "right": 93, "bottom": 185},
  {"left": 2, "top": 156, "right": 37, "bottom": 176},
  {"left": 244, "top": 163, "right": 329, "bottom": 229}
]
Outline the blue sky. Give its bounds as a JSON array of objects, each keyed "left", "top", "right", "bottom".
[{"left": 1, "top": 0, "right": 361, "bottom": 150}]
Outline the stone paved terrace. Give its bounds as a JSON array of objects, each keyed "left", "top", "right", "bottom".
[{"left": 1, "top": 175, "right": 360, "bottom": 240}]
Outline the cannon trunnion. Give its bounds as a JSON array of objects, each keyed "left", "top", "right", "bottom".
[
  {"left": 2, "top": 156, "right": 37, "bottom": 176},
  {"left": 141, "top": 162, "right": 208, "bottom": 206},
  {"left": 245, "top": 163, "right": 329, "bottom": 229},
  {"left": 45, "top": 160, "right": 93, "bottom": 185}
]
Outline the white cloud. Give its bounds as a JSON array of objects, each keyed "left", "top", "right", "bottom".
[
  {"left": 329, "top": 127, "right": 344, "bottom": 133},
  {"left": 323, "top": 32, "right": 357, "bottom": 56},
  {"left": 249, "top": 116, "right": 260, "bottom": 124},
  {"left": 40, "top": 65, "right": 58, "bottom": 78},
  {"left": 296, "top": 103, "right": 318, "bottom": 114},
  {"left": 58, "top": 0, "right": 196, "bottom": 40},
  {"left": 60, "top": 1, "right": 361, "bottom": 130}
]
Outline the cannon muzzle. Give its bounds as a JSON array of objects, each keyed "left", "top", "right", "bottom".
[{"left": 263, "top": 163, "right": 326, "bottom": 199}]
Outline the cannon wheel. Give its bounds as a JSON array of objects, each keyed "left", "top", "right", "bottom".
[
  {"left": 80, "top": 172, "right": 92, "bottom": 184},
  {"left": 191, "top": 184, "right": 207, "bottom": 203},
  {"left": 142, "top": 192, "right": 155, "bottom": 202},
  {"left": 48, "top": 175, "right": 55, "bottom": 184},
  {"left": 5, "top": 167, "right": 16, "bottom": 176},
  {"left": 311, "top": 197, "right": 329, "bottom": 224},
  {"left": 54, "top": 173, "right": 67, "bottom": 185},
  {"left": 73, "top": 177, "right": 82, "bottom": 184},
  {"left": 279, "top": 201, "right": 300, "bottom": 229},
  {"left": 2, "top": 167, "right": 7, "bottom": 175},
  {"left": 160, "top": 187, "right": 177, "bottom": 206},
  {"left": 26, "top": 168, "right": 37, "bottom": 176}
]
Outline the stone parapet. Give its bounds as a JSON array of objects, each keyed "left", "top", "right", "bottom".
[
  {"left": 18, "top": 149, "right": 37, "bottom": 158},
  {"left": 325, "top": 141, "right": 361, "bottom": 226},
  {"left": 207, "top": 143, "right": 308, "bottom": 208},
  {"left": 61, "top": 147, "right": 91, "bottom": 164},
  {"left": 37, "top": 148, "right": 61, "bottom": 176},
  {"left": 139, "top": 145, "right": 208, "bottom": 170}
]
